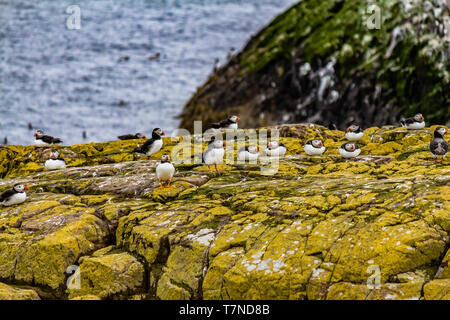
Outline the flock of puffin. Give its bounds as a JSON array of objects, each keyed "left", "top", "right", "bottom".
[{"left": 0, "top": 113, "right": 448, "bottom": 207}]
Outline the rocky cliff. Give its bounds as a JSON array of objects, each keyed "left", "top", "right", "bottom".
[
  {"left": 0, "top": 124, "right": 449, "bottom": 300},
  {"left": 179, "top": 0, "right": 450, "bottom": 131}
]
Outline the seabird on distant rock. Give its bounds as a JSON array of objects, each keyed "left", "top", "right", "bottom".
[
  {"left": 304, "top": 139, "right": 325, "bottom": 156},
  {"left": 265, "top": 141, "right": 287, "bottom": 157},
  {"left": 345, "top": 125, "right": 364, "bottom": 141},
  {"left": 118, "top": 133, "right": 147, "bottom": 140},
  {"left": 210, "top": 115, "right": 240, "bottom": 131},
  {"left": 156, "top": 154, "right": 175, "bottom": 188},
  {"left": 44, "top": 150, "right": 66, "bottom": 170},
  {"left": 430, "top": 126, "right": 448, "bottom": 162},
  {"left": 134, "top": 128, "right": 165, "bottom": 159},
  {"left": 227, "top": 47, "right": 235, "bottom": 60},
  {"left": 0, "top": 184, "right": 28, "bottom": 206},
  {"left": 339, "top": 142, "right": 361, "bottom": 158},
  {"left": 118, "top": 56, "right": 130, "bottom": 62},
  {"left": 3, "top": 137, "right": 7, "bottom": 145},
  {"left": 149, "top": 52, "right": 160, "bottom": 60},
  {"left": 237, "top": 145, "right": 259, "bottom": 162},
  {"left": 400, "top": 113, "right": 425, "bottom": 129},
  {"left": 203, "top": 136, "right": 226, "bottom": 172},
  {"left": 34, "top": 130, "right": 62, "bottom": 146},
  {"left": 213, "top": 58, "right": 220, "bottom": 72}
]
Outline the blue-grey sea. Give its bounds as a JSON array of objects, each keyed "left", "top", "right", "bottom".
[{"left": 0, "top": 0, "right": 297, "bottom": 145}]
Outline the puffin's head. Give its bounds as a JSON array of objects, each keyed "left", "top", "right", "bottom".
[
  {"left": 207, "top": 135, "right": 226, "bottom": 148},
  {"left": 153, "top": 128, "right": 165, "bottom": 136},
  {"left": 49, "top": 150, "right": 59, "bottom": 160},
  {"left": 248, "top": 145, "right": 258, "bottom": 154},
  {"left": 161, "top": 154, "right": 170, "bottom": 162},
  {"left": 268, "top": 141, "right": 279, "bottom": 150},
  {"left": 13, "top": 184, "right": 28, "bottom": 193},
  {"left": 414, "top": 113, "right": 424, "bottom": 122},
  {"left": 229, "top": 115, "right": 240, "bottom": 123},
  {"left": 136, "top": 133, "right": 146, "bottom": 139},
  {"left": 214, "top": 139, "right": 226, "bottom": 148},
  {"left": 344, "top": 142, "right": 357, "bottom": 152},
  {"left": 435, "top": 127, "right": 448, "bottom": 137},
  {"left": 311, "top": 139, "right": 324, "bottom": 148},
  {"left": 346, "top": 125, "right": 360, "bottom": 133},
  {"left": 34, "top": 130, "right": 44, "bottom": 138}
]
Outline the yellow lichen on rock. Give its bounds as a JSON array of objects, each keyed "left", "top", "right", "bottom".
[
  {"left": 0, "top": 124, "right": 448, "bottom": 300},
  {"left": 0, "top": 282, "right": 40, "bottom": 300},
  {"left": 68, "top": 250, "right": 145, "bottom": 299}
]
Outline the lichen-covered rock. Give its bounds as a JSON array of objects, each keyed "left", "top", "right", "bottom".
[
  {"left": 0, "top": 124, "right": 448, "bottom": 299},
  {"left": 423, "top": 279, "right": 450, "bottom": 300},
  {"left": 0, "top": 282, "right": 40, "bottom": 300},
  {"left": 68, "top": 249, "right": 145, "bottom": 299}
]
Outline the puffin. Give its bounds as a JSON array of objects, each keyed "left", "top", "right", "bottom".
[
  {"left": 265, "top": 141, "right": 287, "bottom": 157},
  {"left": 237, "top": 145, "right": 259, "bottom": 162},
  {"left": 134, "top": 128, "right": 165, "bottom": 159},
  {"left": 339, "top": 142, "right": 361, "bottom": 158},
  {"left": 304, "top": 139, "right": 326, "bottom": 156},
  {"left": 156, "top": 154, "right": 175, "bottom": 188},
  {"left": 400, "top": 113, "right": 425, "bottom": 129},
  {"left": 34, "top": 130, "right": 62, "bottom": 146},
  {"left": 44, "top": 150, "right": 67, "bottom": 170},
  {"left": 0, "top": 184, "right": 28, "bottom": 206},
  {"left": 429, "top": 127, "right": 448, "bottom": 162},
  {"left": 149, "top": 52, "right": 160, "bottom": 61},
  {"left": 210, "top": 115, "right": 240, "bottom": 130},
  {"left": 203, "top": 136, "right": 226, "bottom": 172},
  {"left": 118, "top": 133, "right": 146, "bottom": 140},
  {"left": 344, "top": 125, "right": 364, "bottom": 141}
]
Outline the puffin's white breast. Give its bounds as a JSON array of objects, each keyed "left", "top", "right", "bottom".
[
  {"left": 147, "top": 139, "right": 163, "bottom": 156},
  {"left": 404, "top": 121, "right": 425, "bottom": 129},
  {"left": 2, "top": 192, "right": 27, "bottom": 206},
  {"left": 35, "top": 139, "right": 50, "bottom": 146},
  {"left": 339, "top": 148, "right": 361, "bottom": 158},
  {"left": 228, "top": 123, "right": 238, "bottom": 130},
  {"left": 265, "top": 146, "right": 286, "bottom": 157},
  {"left": 156, "top": 163, "right": 175, "bottom": 181},
  {"left": 203, "top": 148, "right": 225, "bottom": 165},
  {"left": 237, "top": 150, "right": 259, "bottom": 162},
  {"left": 304, "top": 144, "right": 325, "bottom": 156},
  {"left": 344, "top": 131, "right": 364, "bottom": 141},
  {"left": 44, "top": 159, "right": 66, "bottom": 170}
]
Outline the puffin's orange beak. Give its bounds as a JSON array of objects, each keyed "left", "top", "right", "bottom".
[
  {"left": 320, "top": 142, "right": 324, "bottom": 147},
  {"left": 346, "top": 127, "right": 350, "bottom": 132},
  {"left": 223, "top": 141, "right": 227, "bottom": 146},
  {"left": 421, "top": 116, "right": 424, "bottom": 121},
  {"left": 24, "top": 186, "right": 29, "bottom": 190},
  {"left": 237, "top": 116, "right": 240, "bottom": 121},
  {"left": 161, "top": 131, "right": 165, "bottom": 136},
  {"left": 445, "top": 129, "right": 449, "bottom": 135},
  {"left": 33, "top": 133, "right": 37, "bottom": 137}
]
